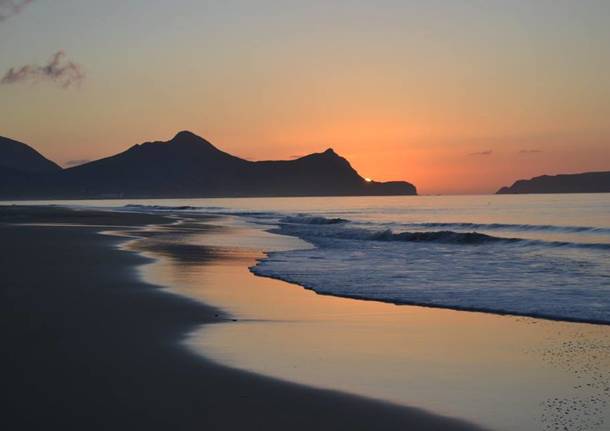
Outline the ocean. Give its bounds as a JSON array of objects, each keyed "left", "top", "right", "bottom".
[
  {"left": 107, "top": 193, "right": 610, "bottom": 323},
  {"left": 7, "top": 193, "right": 610, "bottom": 430}
]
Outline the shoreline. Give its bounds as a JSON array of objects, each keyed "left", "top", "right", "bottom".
[
  {"left": 252, "top": 263, "right": 610, "bottom": 326},
  {"left": 0, "top": 206, "right": 485, "bottom": 431},
  {"left": 134, "top": 210, "right": 609, "bottom": 431}
]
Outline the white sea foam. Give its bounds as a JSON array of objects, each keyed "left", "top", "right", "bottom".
[{"left": 251, "top": 213, "right": 610, "bottom": 323}]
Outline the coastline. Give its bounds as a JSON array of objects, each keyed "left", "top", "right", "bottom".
[
  {"left": 0, "top": 206, "right": 484, "bottom": 431},
  {"left": 126, "top": 208, "right": 610, "bottom": 431},
  {"left": 253, "top": 265, "right": 610, "bottom": 326}
]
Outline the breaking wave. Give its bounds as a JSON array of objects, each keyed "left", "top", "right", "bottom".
[
  {"left": 403, "top": 222, "right": 610, "bottom": 235},
  {"left": 252, "top": 213, "right": 610, "bottom": 324},
  {"left": 275, "top": 215, "right": 610, "bottom": 250}
]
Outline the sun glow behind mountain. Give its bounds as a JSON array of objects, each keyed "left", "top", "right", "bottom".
[{"left": 1, "top": 1, "right": 609, "bottom": 194}]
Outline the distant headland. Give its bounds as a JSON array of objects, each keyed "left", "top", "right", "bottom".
[
  {"left": 497, "top": 171, "right": 610, "bottom": 194},
  {"left": 0, "top": 131, "right": 417, "bottom": 199}
]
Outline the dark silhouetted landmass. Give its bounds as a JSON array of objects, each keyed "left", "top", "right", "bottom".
[
  {"left": 0, "top": 131, "right": 417, "bottom": 199},
  {"left": 0, "top": 136, "right": 61, "bottom": 174},
  {"left": 497, "top": 171, "right": 610, "bottom": 194},
  {"left": 0, "top": 136, "right": 63, "bottom": 199}
]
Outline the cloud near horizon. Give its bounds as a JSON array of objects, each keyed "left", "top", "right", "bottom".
[
  {"left": 519, "top": 149, "right": 543, "bottom": 154},
  {"left": 1, "top": 50, "right": 85, "bottom": 88},
  {"left": 468, "top": 150, "right": 493, "bottom": 156},
  {"left": 0, "top": 0, "right": 33, "bottom": 22}
]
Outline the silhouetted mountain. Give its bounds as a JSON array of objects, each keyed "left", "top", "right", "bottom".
[
  {"left": 0, "top": 137, "right": 63, "bottom": 199},
  {"left": 0, "top": 136, "right": 61, "bottom": 174},
  {"left": 0, "top": 131, "right": 416, "bottom": 198},
  {"left": 497, "top": 171, "right": 610, "bottom": 194}
]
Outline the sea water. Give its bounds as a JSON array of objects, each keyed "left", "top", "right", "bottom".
[
  {"left": 56, "top": 192, "right": 610, "bottom": 323},
  {"left": 7, "top": 193, "right": 610, "bottom": 430}
]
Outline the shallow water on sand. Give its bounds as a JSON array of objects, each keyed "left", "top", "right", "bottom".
[
  {"left": 12, "top": 193, "right": 610, "bottom": 323},
  {"left": 132, "top": 216, "right": 610, "bottom": 431}
]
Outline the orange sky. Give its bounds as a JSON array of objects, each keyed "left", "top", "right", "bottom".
[{"left": 1, "top": 1, "right": 609, "bottom": 194}]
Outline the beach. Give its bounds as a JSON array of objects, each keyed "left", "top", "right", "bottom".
[
  {"left": 3, "top": 1, "right": 609, "bottom": 428},
  {"left": 0, "top": 205, "right": 485, "bottom": 431},
  {"left": 127, "top": 204, "right": 609, "bottom": 431},
  {"left": 3, "top": 2, "right": 608, "bottom": 428}
]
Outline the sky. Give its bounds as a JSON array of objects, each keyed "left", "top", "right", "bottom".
[{"left": 1, "top": 0, "right": 609, "bottom": 194}]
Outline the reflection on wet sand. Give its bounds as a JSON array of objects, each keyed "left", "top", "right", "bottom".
[{"left": 131, "top": 216, "right": 610, "bottom": 431}]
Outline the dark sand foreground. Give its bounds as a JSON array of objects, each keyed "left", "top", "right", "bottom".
[{"left": 0, "top": 206, "right": 484, "bottom": 430}]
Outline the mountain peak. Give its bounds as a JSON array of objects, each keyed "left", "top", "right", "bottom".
[
  {"left": 170, "top": 130, "right": 211, "bottom": 146},
  {"left": 323, "top": 148, "right": 337, "bottom": 156},
  {"left": 173, "top": 130, "right": 198, "bottom": 140}
]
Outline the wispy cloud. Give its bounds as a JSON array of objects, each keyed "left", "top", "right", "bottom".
[
  {"left": 468, "top": 150, "right": 493, "bottom": 156},
  {"left": 64, "top": 159, "right": 90, "bottom": 167},
  {"left": 519, "top": 149, "right": 542, "bottom": 154},
  {"left": 1, "top": 50, "right": 85, "bottom": 88},
  {"left": 0, "top": 0, "right": 33, "bottom": 22}
]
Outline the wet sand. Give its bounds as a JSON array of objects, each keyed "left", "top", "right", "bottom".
[
  {"left": 0, "top": 206, "right": 484, "bottom": 430},
  {"left": 130, "top": 213, "right": 610, "bottom": 431}
]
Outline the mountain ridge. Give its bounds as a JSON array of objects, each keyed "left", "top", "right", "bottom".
[{"left": 0, "top": 131, "right": 417, "bottom": 199}]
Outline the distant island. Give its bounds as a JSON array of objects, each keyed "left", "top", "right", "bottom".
[
  {"left": 497, "top": 171, "right": 610, "bottom": 194},
  {"left": 0, "top": 131, "right": 417, "bottom": 199}
]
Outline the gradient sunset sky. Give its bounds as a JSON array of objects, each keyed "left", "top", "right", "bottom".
[{"left": 1, "top": 0, "right": 609, "bottom": 194}]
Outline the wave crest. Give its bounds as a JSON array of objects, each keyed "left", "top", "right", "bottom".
[
  {"left": 408, "top": 222, "right": 610, "bottom": 235},
  {"left": 281, "top": 215, "right": 348, "bottom": 225},
  {"left": 277, "top": 221, "right": 610, "bottom": 249}
]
